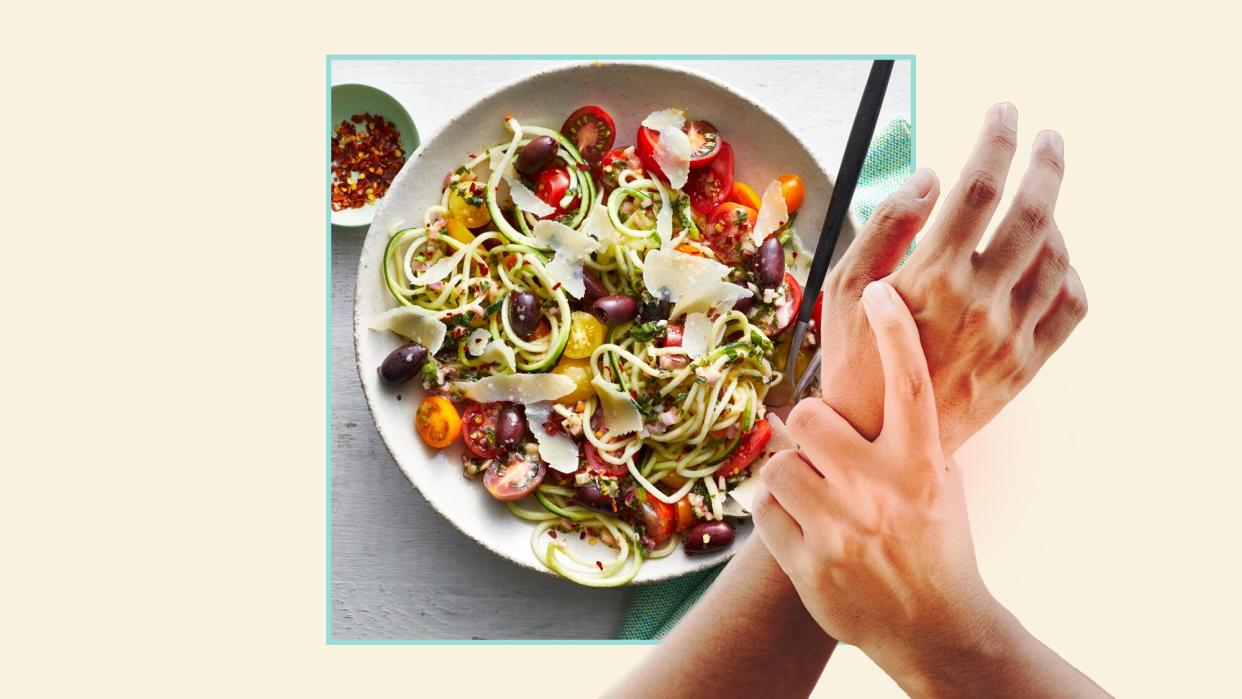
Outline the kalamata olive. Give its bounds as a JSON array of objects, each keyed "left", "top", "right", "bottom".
[
  {"left": 573, "top": 482, "right": 620, "bottom": 514},
  {"left": 637, "top": 291, "right": 671, "bottom": 323},
  {"left": 732, "top": 281, "right": 755, "bottom": 313},
  {"left": 494, "top": 402, "right": 526, "bottom": 451},
  {"left": 754, "top": 236, "right": 786, "bottom": 290},
  {"left": 591, "top": 294, "right": 639, "bottom": 326},
  {"left": 582, "top": 268, "right": 608, "bottom": 302},
  {"left": 377, "top": 342, "right": 428, "bottom": 385},
  {"left": 515, "top": 135, "right": 558, "bottom": 176},
  {"left": 508, "top": 290, "right": 541, "bottom": 339},
  {"left": 683, "top": 520, "right": 735, "bottom": 555}
]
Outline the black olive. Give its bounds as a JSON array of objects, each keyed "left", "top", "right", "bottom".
[
  {"left": 637, "top": 291, "right": 671, "bottom": 323},
  {"left": 508, "top": 290, "right": 541, "bottom": 339},
  {"left": 581, "top": 268, "right": 608, "bottom": 303},
  {"left": 494, "top": 403, "right": 527, "bottom": 451},
  {"left": 378, "top": 342, "right": 428, "bottom": 386},
  {"left": 515, "top": 135, "right": 558, "bottom": 176},
  {"left": 683, "top": 520, "right": 735, "bottom": 554},
  {"left": 591, "top": 295, "right": 639, "bottom": 326},
  {"left": 754, "top": 236, "right": 786, "bottom": 290}
]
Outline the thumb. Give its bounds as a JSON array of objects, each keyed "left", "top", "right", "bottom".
[
  {"left": 860, "top": 280, "right": 938, "bottom": 450},
  {"left": 834, "top": 169, "right": 939, "bottom": 293}
]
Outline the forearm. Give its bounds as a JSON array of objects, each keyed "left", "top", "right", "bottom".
[
  {"left": 887, "top": 601, "right": 1110, "bottom": 699},
  {"left": 603, "top": 536, "right": 837, "bottom": 699}
]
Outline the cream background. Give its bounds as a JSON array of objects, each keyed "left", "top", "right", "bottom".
[{"left": 3, "top": 2, "right": 1239, "bottom": 698}]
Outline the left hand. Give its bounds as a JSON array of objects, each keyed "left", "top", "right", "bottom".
[{"left": 754, "top": 280, "right": 999, "bottom": 681}]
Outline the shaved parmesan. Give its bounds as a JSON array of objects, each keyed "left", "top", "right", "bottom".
[
  {"left": 671, "top": 280, "right": 752, "bottom": 319},
  {"left": 591, "top": 375, "right": 643, "bottom": 436},
  {"left": 455, "top": 374, "right": 575, "bottom": 403},
  {"left": 525, "top": 402, "right": 579, "bottom": 473},
  {"left": 653, "top": 125, "right": 692, "bottom": 190},
  {"left": 642, "top": 108, "right": 685, "bottom": 131},
  {"left": 580, "top": 200, "right": 621, "bottom": 248},
  {"left": 681, "top": 312, "right": 713, "bottom": 360},
  {"left": 751, "top": 180, "right": 790, "bottom": 246},
  {"left": 466, "top": 328, "right": 491, "bottom": 356},
  {"left": 727, "top": 414, "right": 798, "bottom": 513},
  {"left": 642, "top": 249, "right": 731, "bottom": 300},
  {"left": 532, "top": 219, "right": 602, "bottom": 298},
  {"left": 479, "top": 340, "right": 517, "bottom": 373},
  {"left": 653, "top": 179, "right": 674, "bottom": 248},
  {"left": 410, "top": 247, "right": 468, "bottom": 286},
  {"left": 368, "top": 306, "right": 446, "bottom": 355},
  {"left": 491, "top": 146, "right": 556, "bottom": 217}
]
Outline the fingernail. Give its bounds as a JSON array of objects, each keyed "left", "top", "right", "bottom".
[
  {"left": 862, "top": 281, "right": 895, "bottom": 315},
  {"left": 1037, "top": 130, "right": 1064, "bottom": 157},
  {"left": 901, "top": 168, "right": 935, "bottom": 198},
  {"left": 995, "top": 103, "right": 1018, "bottom": 131}
]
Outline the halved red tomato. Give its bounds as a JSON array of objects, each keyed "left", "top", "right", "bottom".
[
  {"left": 583, "top": 440, "right": 628, "bottom": 477},
  {"left": 484, "top": 452, "right": 547, "bottom": 501},
  {"left": 635, "top": 491, "right": 677, "bottom": 548},
  {"left": 597, "top": 146, "right": 642, "bottom": 191},
  {"left": 770, "top": 273, "right": 804, "bottom": 337},
  {"left": 810, "top": 291, "right": 824, "bottom": 343},
  {"left": 718, "top": 419, "right": 773, "bottom": 478},
  {"left": 462, "top": 401, "right": 504, "bottom": 458},
  {"left": 661, "top": 324, "right": 683, "bottom": 348},
  {"left": 561, "top": 105, "right": 616, "bottom": 163},
  {"left": 703, "top": 201, "right": 757, "bottom": 266},
  {"left": 684, "top": 120, "right": 722, "bottom": 168},
  {"left": 686, "top": 142, "right": 735, "bottom": 215},
  {"left": 534, "top": 166, "right": 579, "bottom": 217}
]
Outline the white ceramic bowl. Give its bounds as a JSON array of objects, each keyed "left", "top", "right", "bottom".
[{"left": 354, "top": 61, "right": 852, "bottom": 584}]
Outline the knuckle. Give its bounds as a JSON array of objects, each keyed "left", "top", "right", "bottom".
[
  {"left": 962, "top": 169, "right": 1002, "bottom": 208},
  {"left": 869, "top": 195, "right": 920, "bottom": 232},
  {"left": 987, "top": 125, "right": 1018, "bottom": 151},
  {"left": 1066, "top": 284, "right": 1089, "bottom": 321},
  {"left": 895, "top": 368, "right": 930, "bottom": 404},
  {"left": 1037, "top": 151, "right": 1066, "bottom": 179},
  {"left": 1014, "top": 196, "right": 1053, "bottom": 235},
  {"left": 1042, "top": 239, "right": 1070, "bottom": 279},
  {"left": 959, "top": 299, "right": 995, "bottom": 333},
  {"left": 786, "top": 400, "right": 822, "bottom": 442}
]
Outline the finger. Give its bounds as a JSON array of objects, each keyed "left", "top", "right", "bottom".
[
  {"left": 829, "top": 168, "right": 940, "bottom": 295},
  {"left": 786, "top": 397, "right": 870, "bottom": 471},
  {"left": 860, "top": 281, "right": 939, "bottom": 450},
  {"left": 1033, "top": 266, "right": 1088, "bottom": 357},
  {"left": 1010, "top": 223, "right": 1070, "bottom": 329},
  {"left": 916, "top": 103, "right": 1018, "bottom": 257},
  {"left": 751, "top": 486, "right": 805, "bottom": 565},
  {"left": 759, "top": 450, "right": 831, "bottom": 528},
  {"left": 980, "top": 130, "right": 1066, "bottom": 283}
]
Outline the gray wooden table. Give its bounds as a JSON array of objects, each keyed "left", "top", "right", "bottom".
[{"left": 330, "top": 58, "right": 912, "bottom": 640}]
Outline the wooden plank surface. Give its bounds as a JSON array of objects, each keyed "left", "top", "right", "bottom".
[{"left": 330, "top": 58, "right": 912, "bottom": 640}]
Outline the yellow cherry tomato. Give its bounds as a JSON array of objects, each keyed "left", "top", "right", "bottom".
[
  {"left": 415, "top": 395, "right": 462, "bottom": 448},
  {"left": 447, "top": 180, "right": 491, "bottom": 228},
  {"left": 549, "top": 356, "right": 595, "bottom": 403},
  {"left": 445, "top": 217, "right": 475, "bottom": 244},
  {"left": 564, "top": 311, "right": 605, "bottom": 359},
  {"left": 674, "top": 497, "right": 696, "bottom": 531},
  {"left": 729, "top": 181, "right": 763, "bottom": 210},
  {"left": 777, "top": 173, "right": 805, "bottom": 213}
]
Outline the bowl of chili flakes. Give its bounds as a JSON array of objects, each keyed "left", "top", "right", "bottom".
[{"left": 330, "top": 83, "right": 419, "bottom": 228}]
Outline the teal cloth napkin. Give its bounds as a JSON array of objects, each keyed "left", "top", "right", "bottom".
[{"left": 617, "top": 119, "right": 914, "bottom": 641}]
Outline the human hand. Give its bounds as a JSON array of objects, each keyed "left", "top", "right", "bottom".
[
  {"left": 757, "top": 280, "right": 1000, "bottom": 687},
  {"left": 818, "top": 104, "right": 1087, "bottom": 452}
]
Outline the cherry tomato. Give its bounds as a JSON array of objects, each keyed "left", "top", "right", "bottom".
[
  {"left": 549, "top": 357, "right": 595, "bottom": 403},
  {"left": 778, "top": 173, "right": 805, "bottom": 213},
  {"left": 584, "top": 441, "right": 628, "bottom": 477},
  {"left": 483, "top": 452, "right": 547, "bottom": 501},
  {"left": 596, "top": 146, "right": 642, "bottom": 191},
  {"left": 729, "top": 181, "right": 763, "bottom": 210},
  {"left": 684, "top": 120, "right": 722, "bottom": 168},
  {"left": 674, "top": 497, "right": 696, "bottom": 531},
  {"left": 636, "top": 491, "right": 677, "bottom": 548},
  {"left": 661, "top": 324, "right": 683, "bottom": 348},
  {"left": 461, "top": 401, "right": 503, "bottom": 458},
  {"left": 661, "top": 472, "right": 689, "bottom": 490},
  {"left": 561, "top": 105, "right": 616, "bottom": 163},
  {"left": 531, "top": 318, "right": 552, "bottom": 340},
  {"left": 447, "top": 180, "right": 491, "bottom": 228},
  {"left": 718, "top": 419, "right": 773, "bottom": 478},
  {"left": 810, "top": 291, "right": 824, "bottom": 343},
  {"left": 757, "top": 273, "right": 804, "bottom": 338},
  {"left": 446, "top": 218, "right": 474, "bottom": 244},
  {"left": 534, "top": 166, "right": 578, "bottom": 217},
  {"left": 704, "top": 201, "right": 757, "bottom": 266},
  {"left": 685, "top": 142, "right": 735, "bottom": 215},
  {"left": 415, "top": 396, "right": 462, "bottom": 448},
  {"left": 564, "top": 310, "right": 605, "bottom": 359}
]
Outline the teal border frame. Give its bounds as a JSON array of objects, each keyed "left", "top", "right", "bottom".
[{"left": 326, "top": 53, "right": 917, "bottom": 645}]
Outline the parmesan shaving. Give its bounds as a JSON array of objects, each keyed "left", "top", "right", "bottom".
[
  {"left": 466, "top": 328, "right": 491, "bottom": 357},
  {"left": 671, "top": 281, "right": 752, "bottom": 319},
  {"left": 455, "top": 374, "right": 575, "bottom": 403},
  {"left": 653, "top": 179, "right": 674, "bottom": 248},
  {"left": 641, "top": 249, "right": 731, "bottom": 300},
  {"left": 479, "top": 340, "right": 516, "bottom": 372},
  {"left": 641, "top": 108, "right": 686, "bottom": 131},
  {"left": 653, "top": 125, "right": 691, "bottom": 190},
  {"left": 491, "top": 145, "right": 556, "bottom": 217},
  {"left": 368, "top": 306, "right": 446, "bottom": 355},
  {"left": 525, "top": 402, "right": 579, "bottom": 473},
  {"left": 681, "top": 312, "right": 712, "bottom": 360},
  {"left": 591, "top": 375, "right": 643, "bottom": 436},
  {"left": 751, "top": 180, "right": 789, "bottom": 245},
  {"left": 531, "top": 219, "right": 602, "bottom": 298},
  {"left": 580, "top": 199, "right": 621, "bottom": 248},
  {"left": 409, "top": 247, "right": 468, "bottom": 286}
]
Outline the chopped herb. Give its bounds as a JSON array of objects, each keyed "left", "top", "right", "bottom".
[{"left": 630, "top": 321, "right": 666, "bottom": 343}]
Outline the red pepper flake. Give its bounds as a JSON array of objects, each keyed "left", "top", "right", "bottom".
[
  {"left": 579, "top": 531, "right": 586, "bottom": 540},
  {"left": 595, "top": 560, "right": 604, "bottom": 571},
  {"left": 396, "top": 394, "right": 402, "bottom": 401},
  {"left": 549, "top": 530, "right": 558, "bottom": 539},
  {"left": 576, "top": 162, "right": 590, "bottom": 171},
  {"left": 331, "top": 113, "right": 405, "bottom": 211},
  {"left": 551, "top": 282, "right": 562, "bottom": 291}
]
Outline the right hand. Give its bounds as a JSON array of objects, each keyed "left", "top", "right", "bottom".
[{"left": 811, "top": 104, "right": 1087, "bottom": 452}]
